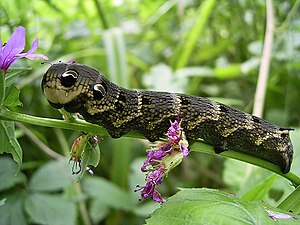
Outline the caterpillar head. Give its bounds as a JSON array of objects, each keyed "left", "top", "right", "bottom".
[{"left": 42, "top": 63, "right": 108, "bottom": 112}]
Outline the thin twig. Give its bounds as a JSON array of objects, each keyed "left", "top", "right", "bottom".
[
  {"left": 74, "top": 182, "right": 92, "bottom": 225},
  {"left": 16, "top": 122, "right": 63, "bottom": 160},
  {"left": 252, "top": 0, "right": 274, "bottom": 117}
]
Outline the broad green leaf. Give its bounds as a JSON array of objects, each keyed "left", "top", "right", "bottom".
[
  {"left": 82, "top": 176, "right": 135, "bottom": 211},
  {"left": 0, "top": 157, "right": 26, "bottom": 191},
  {"left": 0, "top": 192, "right": 26, "bottom": 225},
  {"left": 29, "top": 160, "right": 74, "bottom": 192},
  {"left": 241, "top": 174, "right": 278, "bottom": 201},
  {"left": 89, "top": 198, "right": 109, "bottom": 224},
  {"left": 3, "top": 85, "right": 22, "bottom": 107},
  {"left": 146, "top": 188, "right": 298, "bottom": 225},
  {"left": 24, "top": 193, "right": 76, "bottom": 225},
  {"left": 0, "top": 121, "right": 22, "bottom": 168}
]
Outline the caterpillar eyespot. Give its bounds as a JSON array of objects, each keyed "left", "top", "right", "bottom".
[
  {"left": 61, "top": 70, "right": 78, "bottom": 87},
  {"left": 42, "top": 63, "right": 294, "bottom": 174},
  {"left": 93, "top": 83, "right": 106, "bottom": 100}
]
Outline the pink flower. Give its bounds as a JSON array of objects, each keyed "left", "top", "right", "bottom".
[
  {"left": 136, "top": 167, "right": 166, "bottom": 203},
  {"left": 137, "top": 119, "right": 190, "bottom": 203},
  {"left": 0, "top": 26, "right": 48, "bottom": 71}
]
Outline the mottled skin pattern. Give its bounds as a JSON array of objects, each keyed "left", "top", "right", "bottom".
[{"left": 42, "top": 63, "right": 293, "bottom": 173}]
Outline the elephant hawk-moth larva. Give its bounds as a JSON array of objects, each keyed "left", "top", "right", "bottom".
[{"left": 41, "top": 63, "right": 294, "bottom": 173}]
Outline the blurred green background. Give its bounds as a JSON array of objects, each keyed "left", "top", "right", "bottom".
[{"left": 0, "top": 0, "right": 300, "bottom": 225}]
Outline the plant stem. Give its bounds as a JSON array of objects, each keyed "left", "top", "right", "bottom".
[
  {"left": 252, "top": 0, "right": 274, "bottom": 117},
  {"left": 1, "top": 108, "right": 299, "bottom": 187},
  {"left": 0, "top": 108, "right": 108, "bottom": 135},
  {"left": 74, "top": 182, "right": 92, "bottom": 225},
  {"left": 16, "top": 122, "right": 63, "bottom": 159},
  {"left": 0, "top": 71, "right": 5, "bottom": 106},
  {"left": 191, "top": 141, "right": 300, "bottom": 187},
  {"left": 93, "top": 0, "right": 109, "bottom": 29}
]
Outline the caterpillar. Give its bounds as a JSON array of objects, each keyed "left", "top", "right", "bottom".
[{"left": 41, "top": 63, "right": 294, "bottom": 173}]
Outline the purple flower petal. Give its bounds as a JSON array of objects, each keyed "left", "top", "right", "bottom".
[
  {"left": 0, "top": 26, "right": 48, "bottom": 71},
  {"left": 138, "top": 118, "right": 189, "bottom": 203},
  {"left": 16, "top": 38, "right": 48, "bottom": 60},
  {"left": 151, "top": 189, "right": 166, "bottom": 203},
  {"left": 180, "top": 142, "right": 189, "bottom": 157},
  {"left": 1, "top": 27, "right": 25, "bottom": 62},
  {"left": 138, "top": 167, "right": 166, "bottom": 203}
]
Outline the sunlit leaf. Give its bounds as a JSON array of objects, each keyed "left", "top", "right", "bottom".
[{"left": 146, "top": 188, "right": 298, "bottom": 225}]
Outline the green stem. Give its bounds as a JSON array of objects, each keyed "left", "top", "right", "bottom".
[
  {"left": 0, "top": 108, "right": 108, "bottom": 135},
  {"left": 0, "top": 71, "right": 6, "bottom": 106},
  {"left": 191, "top": 141, "right": 300, "bottom": 187},
  {"left": 93, "top": 0, "right": 110, "bottom": 29},
  {"left": 0, "top": 108, "right": 299, "bottom": 187}
]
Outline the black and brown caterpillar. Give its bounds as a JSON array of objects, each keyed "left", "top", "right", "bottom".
[{"left": 41, "top": 63, "right": 293, "bottom": 173}]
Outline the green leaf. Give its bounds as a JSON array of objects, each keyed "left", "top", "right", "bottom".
[
  {"left": 278, "top": 185, "right": 300, "bottom": 214},
  {"left": 171, "top": 0, "right": 216, "bottom": 69},
  {"left": 89, "top": 198, "right": 109, "bottom": 224},
  {"left": 0, "top": 121, "right": 22, "bottom": 169},
  {"left": 241, "top": 174, "right": 278, "bottom": 201},
  {"left": 82, "top": 176, "right": 135, "bottom": 211},
  {"left": 29, "top": 160, "right": 74, "bottom": 192},
  {"left": 3, "top": 85, "right": 22, "bottom": 107},
  {"left": 213, "top": 64, "right": 242, "bottom": 79},
  {"left": 24, "top": 193, "right": 76, "bottom": 225},
  {"left": 146, "top": 188, "right": 298, "bottom": 225},
  {"left": 0, "top": 157, "right": 26, "bottom": 191},
  {"left": 0, "top": 192, "right": 26, "bottom": 225}
]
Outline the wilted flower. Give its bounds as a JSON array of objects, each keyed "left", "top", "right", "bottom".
[
  {"left": 265, "top": 208, "right": 296, "bottom": 221},
  {"left": 136, "top": 167, "right": 166, "bottom": 203},
  {"left": 0, "top": 26, "right": 48, "bottom": 71},
  {"left": 137, "top": 119, "right": 189, "bottom": 203}
]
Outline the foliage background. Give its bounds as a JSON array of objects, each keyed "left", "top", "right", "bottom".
[{"left": 0, "top": 0, "right": 300, "bottom": 225}]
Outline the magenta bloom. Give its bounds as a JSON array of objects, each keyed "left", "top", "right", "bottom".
[
  {"left": 139, "top": 167, "right": 166, "bottom": 203},
  {"left": 137, "top": 119, "right": 190, "bottom": 203},
  {"left": 0, "top": 26, "right": 48, "bottom": 71}
]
